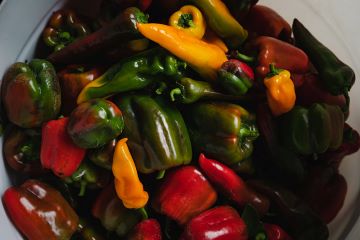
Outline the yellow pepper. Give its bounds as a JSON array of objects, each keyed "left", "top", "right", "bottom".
[
  {"left": 264, "top": 64, "right": 296, "bottom": 116},
  {"left": 169, "top": 5, "right": 206, "bottom": 39},
  {"left": 203, "top": 28, "right": 228, "bottom": 53},
  {"left": 112, "top": 138, "right": 149, "bottom": 209},
  {"left": 137, "top": 23, "right": 227, "bottom": 81}
]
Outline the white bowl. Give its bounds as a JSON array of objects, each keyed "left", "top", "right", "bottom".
[{"left": 1, "top": 0, "right": 359, "bottom": 239}]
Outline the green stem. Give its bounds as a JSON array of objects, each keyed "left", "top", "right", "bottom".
[
  {"left": 170, "top": 88, "right": 182, "bottom": 102},
  {"left": 156, "top": 170, "right": 166, "bottom": 179},
  {"left": 138, "top": 207, "right": 148, "bottom": 220},
  {"left": 178, "top": 13, "right": 195, "bottom": 28},
  {"left": 235, "top": 51, "right": 255, "bottom": 63},
  {"left": 78, "top": 181, "right": 87, "bottom": 197},
  {"left": 155, "top": 82, "right": 167, "bottom": 95}
]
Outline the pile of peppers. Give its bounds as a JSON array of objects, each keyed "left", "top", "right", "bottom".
[{"left": 1, "top": 0, "right": 359, "bottom": 240}]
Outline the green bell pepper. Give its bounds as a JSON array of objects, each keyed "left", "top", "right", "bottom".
[
  {"left": 1, "top": 59, "right": 61, "bottom": 128},
  {"left": 184, "top": 101, "right": 259, "bottom": 174},
  {"left": 280, "top": 103, "right": 344, "bottom": 155},
  {"left": 115, "top": 94, "right": 192, "bottom": 174},
  {"left": 88, "top": 139, "right": 116, "bottom": 170}
]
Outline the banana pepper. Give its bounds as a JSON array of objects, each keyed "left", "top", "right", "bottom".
[{"left": 264, "top": 64, "right": 296, "bottom": 116}]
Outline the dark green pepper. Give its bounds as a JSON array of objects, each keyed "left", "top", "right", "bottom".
[
  {"left": 115, "top": 94, "right": 192, "bottom": 174},
  {"left": 184, "top": 101, "right": 259, "bottom": 174},
  {"left": 68, "top": 99, "right": 124, "bottom": 149},
  {"left": 1, "top": 59, "right": 61, "bottom": 128},
  {"left": 280, "top": 103, "right": 344, "bottom": 155},
  {"left": 88, "top": 139, "right": 116, "bottom": 170},
  {"left": 223, "top": 0, "right": 259, "bottom": 20},
  {"left": 77, "top": 48, "right": 187, "bottom": 103}
]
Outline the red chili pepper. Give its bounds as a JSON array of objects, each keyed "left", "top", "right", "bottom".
[
  {"left": 2, "top": 179, "right": 79, "bottom": 240},
  {"left": 264, "top": 223, "right": 293, "bottom": 240},
  {"left": 127, "top": 219, "right": 162, "bottom": 240},
  {"left": 40, "top": 117, "right": 86, "bottom": 177},
  {"left": 198, "top": 154, "right": 269, "bottom": 215},
  {"left": 180, "top": 206, "right": 248, "bottom": 240},
  {"left": 152, "top": 166, "right": 217, "bottom": 225}
]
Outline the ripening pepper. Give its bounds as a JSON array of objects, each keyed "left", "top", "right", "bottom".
[
  {"left": 280, "top": 103, "right": 344, "bottom": 155},
  {"left": 184, "top": 101, "right": 259, "bottom": 174},
  {"left": 43, "top": 9, "right": 90, "bottom": 52},
  {"left": 2, "top": 179, "right": 79, "bottom": 240},
  {"left": 152, "top": 166, "right": 217, "bottom": 225},
  {"left": 180, "top": 206, "right": 248, "bottom": 240},
  {"left": 264, "top": 223, "right": 293, "bottom": 240},
  {"left": 127, "top": 219, "right": 162, "bottom": 240},
  {"left": 136, "top": 23, "right": 227, "bottom": 81},
  {"left": 189, "top": 0, "right": 248, "bottom": 49},
  {"left": 115, "top": 94, "right": 192, "bottom": 174},
  {"left": 67, "top": 99, "right": 124, "bottom": 149},
  {"left": 41, "top": 117, "right": 86, "bottom": 177},
  {"left": 1, "top": 59, "right": 61, "bottom": 128},
  {"left": 77, "top": 48, "right": 186, "bottom": 103},
  {"left": 88, "top": 139, "right": 116, "bottom": 170}
]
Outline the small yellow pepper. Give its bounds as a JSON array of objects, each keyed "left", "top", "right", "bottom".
[
  {"left": 264, "top": 64, "right": 296, "bottom": 116},
  {"left": 169, "top": 5, "right": 206, "bottom": 39},
  {"left": 112, "top": 138, "right": 149, "bottom": 209},
  {"left": 137, "top": 23, "right": 227, "bottom": 81},
  {"left": 203, "top": 29, "right": 228, "bottom": 53}
]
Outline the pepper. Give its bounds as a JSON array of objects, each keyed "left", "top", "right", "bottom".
[
  {"left": 112, "top": 138, "right": 149, "bottom": 209},
  {"left": 169, "top": 5, "right": 206, "bottom": 39},
  {"left": 2, "top": 179, "right": 79, "bottom": 240},
  {"left": 280, "top": 103, "right": 344, "bottom": 155},
  {"left": 222, "top": 0, "right": 259, "bottom": 21},
  {"left": 115, "top": 94, "right": 192, "bottom": 174},
  {"left": 48, "top": 7, "right": 149, "bottom": 64},
  {"left": 88, "top": 139, "right": 116, "bottom": 170},
  {"left": 152, "top": 166, "right": 217, "bottom": 225},
  {"left": 92, "top": 183, "right": 142, "bottom": 237},
  {"left": 127, "top": 219, "right": 162, "bottom": 240},
  {"left": 67, "top": 99, "right": 124, "bottom": 148},
  {"left": 180, "top": 206, "right": 248, "bottom": 240},
  {"left": 184, "top": 101, "right": 259, "bottom": 174},
  {"left": 264, "top": 64, "right": 296, "bottom": 116},
  {"left": 57, "top": 64, "right": 104, "bottom": 115},
  {"left": 241, "top": 204, "right": 267, "bottom": 240},
  {"left": 218, "top": 59, "right": 254, "bottom": 96},
  {"left": 43, "top": 9, "right": 90, "bottom": 52},
  {"left": 202, "top": 29, "right": 228, "bottom": 53},
  {"left": 137, "top": 23, "right": 227, "bottom": 81},
  {"left": 188, "top": 0, "right": 248, "bottom": 49},
  {"left": 292, "top": 19, "right": 355, "bottom": 103},
  {"left": 77, "top": 218, "right": 105, "bottom": 240},
  {"left": 40, "top": 117, "right": 86, "bottom": 177},
  {"left": 198, "top": 154, "right": 270, "bottom": 216},
  {"left": 1, "top": 59, "right": 61, "bottom": 128},
  {"left": 77, "top": 48, "right": 186, "bottom": 103},
  {"left": 264, "top": 224, "right": 293, "bottom": 240}
]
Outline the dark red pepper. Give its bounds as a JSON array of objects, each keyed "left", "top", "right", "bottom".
[
  {"left": 264, "top": 223, "right": 293, "bottom": 240},
  {"left": 127, "top": 219, "right": 162, "bottom": 240},
  {"left": 40, "top": 117, "right": 86, "bottom": 177},
  {"left": 180, "top": 206, "right": 248, "bottom": 240},
  {"left": 152, "top": 166, "right": 217, "bottom": 225},
  {"left": 198, "top": 154, "right": 269, "bottom": 215}
]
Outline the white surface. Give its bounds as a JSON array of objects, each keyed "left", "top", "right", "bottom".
[{"left": 0, "top": 0, "right": 360, "bottom": 239}]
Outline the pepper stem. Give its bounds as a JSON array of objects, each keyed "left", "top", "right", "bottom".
[
  {"left": 78, "top": 181, "right": 87, "bottom": 197},
  {"left": 155, "top": 82, "right": 167, "bottom": 95},
  {"left": 178, "top": 13, "right": 195, "bottom": 28},
  {"left": 156, "top": 170, "right": 166, "bottom": 179},
  {"left": 170, "top": 88, "right": 182, "bottom": 101},
  {"left": 255, "top": 233, "right": 267, "bottom": 240},
  {"left": 235, "top": 51, "right": 255, "bottom": 63},
  {"left": 267, "top": 63, "right": 283, "bottom": 77},
  {"left": 138, "top": 207, "right": 148, "bottom": 220},
  {"left": 239, "top": 124, "right": 259, "bottom": 140}
]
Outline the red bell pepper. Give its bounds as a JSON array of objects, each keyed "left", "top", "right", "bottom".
[
  {"left": 2, "top": 179, "right": 79, "bottom": 240},
  {"left": 152, "top": 166, "right": 217, "bottom": 225},
  {"left": 127, "top": 219, "right": 162, "bottom": 240},
  {"left": 40, "top": 117, "right": 86, "bottom": 177},
  {"left": 198, "top": 154, "right": 269, "bottom": 215},
  {"left": 264, "top": 223, "right": 293, "bottom": 240},
  {"left": 180, "top": 206, "right": 248, "bottom": 240}
]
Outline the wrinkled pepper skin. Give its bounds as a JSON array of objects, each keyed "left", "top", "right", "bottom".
[
  {"left": 185, "top": 101, "right": 259, "bottom": 174},
  {"left": 127, "top": 219, "right": 162, "bottom": 240},
  {"left": 92, "top": 183, "right": 142, "bottom": 237},
  {"left": 180, "top": 206, "right": 248, "bottom": 240},
  {"left": 41, "top": 117, "right": 86, "bottom": 177},
  {"left": 152, "top": 166, "right": 217, "bottom": 225},
  {"left": 280, "top": 103, "right": 344, "bottom": 155},
  {"left": 77, "top": 48, "right": 186, "bottom": 103},
  {"left": 1, "top": 59, "right": 61, "bottom": 128},
  {"left": 116, "top": 94, "right": 192, "bottom": 173},
  {"left": 264, "top": 223, "right": 293, "bottom": 240},
  {"left": 189, "top": 0, "right": 248, "bottom": 49},
  {"left": 68, "top": 99, "right": 124, "bottom": 149},
  {"left": 2, "top": 179, "right": 79, "bottom": 240},
  {"left": 88, "top": 139, "right": 116, "bottom": 170}
]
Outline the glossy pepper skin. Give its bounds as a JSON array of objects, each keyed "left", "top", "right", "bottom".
[
  {"left": 185, "top": 101, "right": 259, "bottom": 174},
  {"left": 41, "top": 117, "right": 86, "bottom": 177},
  {"left": 189, "top": 0, "right": 248, "bottom": 49},
  {"left": 280, "top": 103, "right": 344, "bottom": 155},
  {"left": 68, "top": 99, "right": 124, "bottom": 149},
  {"left": 137, "top": 23, "right": 227, "bottom": 81},
  {"left": 88, "top": 139, "right": 116, "bottom": 170},
  {"left": 1, "top": 59, "right": 61, "bottom": 128},
  {"left": 169, "top": 5, "right": 206, "bottom": 39},
  {"left": 127, "top": 219, "right": 162, "bottom": 240},
  {"left": 2, "top": 179, "right": 79, "bottom": 240},
  {"left": 152, "top": 166, "right": 217, "bottom": 225},
  {"left": 77, "top": 48, "right": 186, "bottom": 103},
  {"left": 116, "top": 94, "right": 192, "bottom": 174},
  {"left": 198, "top": 154, "right": 269, "bottom": 216},
  {"left": 264, "top": 223, "right": 293, "bottom": 240},
  {"left": 180, "top": 206, "right": 248, "bottom": 240},
  {"left": 112, "top": 138, "right": 149, "bottom": 209},
  {"left": 43, "top": 9, "right": 90, "bottom": 52}
]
